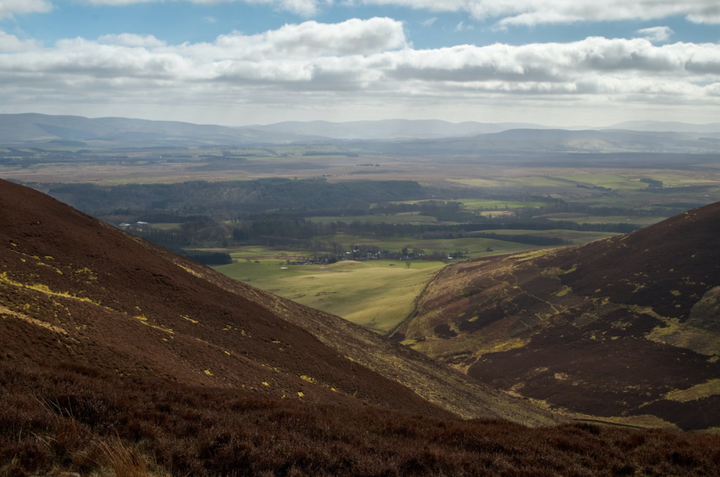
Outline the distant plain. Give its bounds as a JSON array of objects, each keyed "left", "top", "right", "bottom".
[{"left": 5, "top": 139, "right": 720, "bottom": 334}]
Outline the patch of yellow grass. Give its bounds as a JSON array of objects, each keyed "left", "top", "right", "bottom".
[
  {"left": 665, "top": 379, "right": 720, "bottom": 402},
  {"left": 0, "top": 305, "right": 67, "bottom": 335},
  {"left": 134, "top": 315, "right": 174, "bottom": 335},
  {"left": 182, "top": 315, "right": 199, "bottom": 324},
  {"left": 176, "top": 262, "right": 202, "bottom": 278},
  {"left": 0, "top": 272, "right": 102, "bottom": 306}
]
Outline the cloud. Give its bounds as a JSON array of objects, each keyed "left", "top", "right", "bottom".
[
  {"left": 636, "top": 26, "right": 674, "bottom": 43},
  {"left": 420, "top": 17, "right": 437, "bottom": 26},
  {"left": 356, "top": 0, "right": 720, "bottom": 26},
  {"left": 204, "top": 16, "right": 218, "bottom": 23},
  {"left": 0, "top": 31, "right": 39, "bottom": 52},
  {"left": 194, "top": 17, "right": 407, "bottom": 58},
  {"left": 98, "top": 34, "right": 167, "bottom": 48},
  {"left": 1, "top": 20, "right": 720, "bottom": 123},
  {"left": 80, "top": 0, "right": 321, "bottom": 16},
  {"left": 0, "top": 0, "right": 52, "bottom": 19}
]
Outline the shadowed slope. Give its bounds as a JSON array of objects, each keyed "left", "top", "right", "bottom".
[{"left": 392, "top": 203, "right": 720, "bottom": 429}]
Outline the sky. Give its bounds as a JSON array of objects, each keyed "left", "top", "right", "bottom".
[{"left": 0, "top": 0, "right": 719, "bottom": 127}]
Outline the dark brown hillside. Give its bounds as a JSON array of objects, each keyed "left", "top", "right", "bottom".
[
  {"left": 393, "top": 203, "right": 720, "bottom": 430},
  {"left": 0, "top": 178, "right": 444, "bottom": 415},
  {"left": 4, "top": 359, "right": 720, "bottom": 476},
  {"left": 553, "top": 204, "right": 720, "bottom": 320}
]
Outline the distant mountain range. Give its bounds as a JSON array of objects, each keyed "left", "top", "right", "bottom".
[
  {"left": 1, "top": 113, "right": 720, "bottom": 151},
  {"left": 244, "top": 119, "right": 720, "bottom": 140},
  {"left": 372, "top": 128, "right": 720, "bottom": 154},
  {"left": 0, "top": 113, "right": 322, "bottom": 147},
  {"left": 605, "top": 121, "right": 720, "bottom": 134},
  {"left": 239, "top": 119, "right": 559, "bottom": 140}
]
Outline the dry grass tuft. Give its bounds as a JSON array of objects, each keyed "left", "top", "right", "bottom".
[{"left": 97, "top": 438, "right": 149, "bottom": 477}]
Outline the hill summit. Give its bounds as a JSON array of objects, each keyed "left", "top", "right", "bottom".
[{"left": 392, "top": 202, "right": 720, "bottom": 430}]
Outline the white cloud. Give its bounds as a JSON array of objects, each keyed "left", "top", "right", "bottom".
[
  {"left": 0, "top": 0, "right": 52, "bottom": 19},
  {"left": 420, "top": 17, "right": 437, "bottom": 26},
  {"left": 636, "top": 26, "right": 674, "bottom": 43},
  {"left": 98, "top": 34, "right": 167, "bottom": 48},
  {"left": 204, "top": 16, "right": 218, "bottom": 23},
  {"left": 181, "top": 17, "right": 407, "bottom": 59},
  {"left": 0, "top": 31, "right": 39, "bottom": 52},
  {"left": 1, "top": 20, "right": 720, "bottom": 123},
  {"left": 356, "top": 0, "right": 720, "bottom": 26},
  {"left": 81, "top": 0, "right": 321, "bottom": 16}
]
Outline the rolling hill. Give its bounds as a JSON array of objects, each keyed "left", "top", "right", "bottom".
[
  {"left": 0, "top": 113, "right": 319, "bottom": 147},
  {"left": 241, "top": 119, "right": 551, "bottom": 139},
  {"left": 368, "top": 128, "right": 720, "bottom": 155},
  {"left": 391, "top": 203, "right": 720, "bottom": 430},
  {"left": 3, "top": 113, "right": 720, "bottom": 152},
  {"left": 606, "top": 121, "right": 720, "bottom": 134}
]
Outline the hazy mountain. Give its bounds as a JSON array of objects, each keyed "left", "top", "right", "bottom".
[
  {"left": 241, "top": 119, "right": 555, "bottom": 140},
  {"left": 364, "top": 128, "right": 720, "bottom": 154},
  {"left": 3, "top": 113, "right": 720, "bottom": 151},
  {"left": 0, "top": 113, "right": 321, "bottom": 147},
  {"left": 392, "top": 203, "right": 720, "bottom": 430},
  {"left": 606, "top": 121, "right": 720, "bottom": 134}
]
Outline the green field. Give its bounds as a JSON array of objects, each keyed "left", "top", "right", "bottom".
[
  {"left": 150, "top": 223, "right": 182, "bottom": 230},
  {"left": 214, "top": 260, "right": 445, "bottom": 333},
  {"left": 554, "top": 174, "right": 649, "bottom": 190},
  {"left": 307, "top": 214, "right": 437, "bottom": 224},
  {"left": 546, "top": 216, "right": 666, "bottom": 226},
  {"left": 390, "top": 199, "right": 548, "bottom": 210},
  {"left": 447, "top": 178, "right": 503, "bottom": 188},
  {"left": 312, "top": 234, "right": 536, "bottom": 255},
  {"left": 457, "top": 199, "right": 549, "bottom": 210}
]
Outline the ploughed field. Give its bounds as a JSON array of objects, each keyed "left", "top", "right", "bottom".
[{"left": 393, "top": 203, "right": 720, "bottom": 430}]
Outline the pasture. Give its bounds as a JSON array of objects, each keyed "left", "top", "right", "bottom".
[{"left": 214, "top": 259, "right": 446, "bottom": 333}]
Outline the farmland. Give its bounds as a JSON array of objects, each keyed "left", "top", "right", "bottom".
[{"left": 6, "top": 145, "right": 720, "bottom": 336}]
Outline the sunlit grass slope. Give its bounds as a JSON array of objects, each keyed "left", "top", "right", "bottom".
[{"left": 214, "top": 260, "right": 445, "bottom": 333}]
